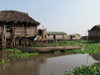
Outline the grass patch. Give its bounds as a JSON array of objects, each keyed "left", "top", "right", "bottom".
[{"left": 29, "top": 40, "right": 87, "bottom": 48}]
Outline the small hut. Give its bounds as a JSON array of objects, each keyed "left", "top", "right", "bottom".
[
  {"left": 0, "top": 10, "right": 40, "bottom": 49},
  {"left": 45, "top": 32, "right": 66, "bottom": 40},
  {"left": 69, "top": 34, "right": 81, "bottom": 40},
  {"left": 88, "top": 25, "right": 100, "bottom": 42}
]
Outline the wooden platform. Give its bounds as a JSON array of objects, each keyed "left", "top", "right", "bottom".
[{"left": 19, "top": 46, "right": 84, "bottom": 52}]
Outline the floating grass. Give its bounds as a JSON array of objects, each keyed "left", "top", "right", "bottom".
[
  {"left": 64, "top": 43, "right": 100, "bottom": 54},
  {"left": 54, "top": 50, "right": 61, "bottom": 54},
  {"left": 0, "top": 59, "right": 10, "bottom": 64},
  {"left": 66, "top": 62, "right": 100, "bottom": 75},
  {"left": 7, "top": 52, "right": 39, "bottom": 58}
]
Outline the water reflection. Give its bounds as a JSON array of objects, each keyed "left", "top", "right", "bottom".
[{"left": 0, "top": 53, "right": 98, "bottom": 75}]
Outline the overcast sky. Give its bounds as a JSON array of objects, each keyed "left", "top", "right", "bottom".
[{"left": 0, "top": 0, "right": 100, "bottom": 35}]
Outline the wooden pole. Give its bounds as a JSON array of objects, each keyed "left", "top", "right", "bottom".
[
  {"left": 11, "top": 25, "right": 16, "bottom": 48},
  {"left": 2, "top": 24, "right": 6, "bottom": 49}
]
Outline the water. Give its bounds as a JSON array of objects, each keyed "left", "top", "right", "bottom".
[{"left": 0, "top": 53, "right": 98, "bottom": 75}]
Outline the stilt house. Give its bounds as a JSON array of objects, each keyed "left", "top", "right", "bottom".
[
  {"left": 88, "top": 25, "right": 100, "bottom": 42},
  {"left": 0, "top": 10, "right": 40, "bottom": 49}
]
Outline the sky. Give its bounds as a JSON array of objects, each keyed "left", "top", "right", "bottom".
[{"left": 0, "top": 0, "right": 100, "bottom": 36}]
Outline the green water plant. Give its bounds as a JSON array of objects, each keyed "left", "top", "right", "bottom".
[
  {"left": 7, "top": 52, "right": 39, "bottom": 58},
  {"left": 0, "top": 59, "right": 10, "bottom": 64},
  {"left": 66, "top": 62, "right": 100, "bottom": 75},
  {"left": 54, "top": 50, "right": 61, "bottom": 54},
  {"left": 52, "top": 62, "right": 100, "bottom": 75},
  {"left": 4, "top": 48, "right": 22, "bottom": 53},
  {"left": 64, "top": 43, "right": 100, "bottom": 54}
]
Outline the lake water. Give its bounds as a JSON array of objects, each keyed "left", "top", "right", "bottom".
[{"left": 0, "top": 53, "right": 98, "bottom": 75}]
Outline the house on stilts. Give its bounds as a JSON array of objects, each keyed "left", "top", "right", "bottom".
[
  {"left": 88, "top": 25, "right": 100, "bottom": 42},
  {"left": 0, "top": 10, "right": 40, "bottom": 49}
]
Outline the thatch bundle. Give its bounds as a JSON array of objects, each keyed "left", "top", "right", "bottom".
[{"left": 0, "top": 10, "right": 40, "bottom": 25}]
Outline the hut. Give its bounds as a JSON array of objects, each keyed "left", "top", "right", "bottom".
[
  {"left": 69, "top": 34, "right": 81, "bottom": 40},
  {"left": 0, "top": 10, "right": 40, "bottom": 49},
  {"left": 45, "top": 31, "right": 66, "bottom": 40},
  {"left": 88, "top": 25, "right": 100, "bottom": 42}
]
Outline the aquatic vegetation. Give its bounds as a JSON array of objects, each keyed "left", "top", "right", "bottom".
[
  {"left": 51, "top": 73, "right": 55, "bottom": 75},
  {"left": 55, "top": 40, "right": 87, "bottom": 46},
  {"left": 64, "top": 43, "right": 100, "bottom": 54},
  {"left": 3, "top": 48, "right": 39, "bottom": 59},
  {"left": 29, "top": 40, "right": 86, "bottom": 47},
  {"left": 0, "top": 59, "right": 10, "bottom": 64},
  {"left": 54, "top": 50, "right": 61, "bottom": 54},
  {"left": 66, "top": 62, "right": 100, "bottom": 75},
  {"left": 7, "top": 52, "right": 39, "bottom": 58},
  {"left": 4, "top": 48, "right": 22, "bottom": 54},
  {"left": 0, "top": 48, "right": 39, "bottom": 64},
  {"left": 51, "top": 62, "right": 100, "bottom": 75}
]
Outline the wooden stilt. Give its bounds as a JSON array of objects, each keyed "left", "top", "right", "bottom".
[
  {"left": 11, "top": 25, "right": 16, "bottom": 48},
  {"left": 23, "top": 39, "right": 25, "bottom": 48},
  {"left": 2, "top": 25, "right": 6, "bottom": 50}
]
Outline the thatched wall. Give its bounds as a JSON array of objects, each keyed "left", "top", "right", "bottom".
[
  {"left": 26, "top": 26, "right": 37, "bottom": 37},
  {"left": 15, "top": 25, "right": 37, "bottom": 37}
]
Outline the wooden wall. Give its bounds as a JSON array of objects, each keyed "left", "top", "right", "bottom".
[
  {"left": 0, "top": 26, "right": 2, "bottom": 37},
  {"left": 46, "top": 34, "right": 66, "bottom": 40},
  {"left": 46, "top": 35, "right": 54, "bottom": 40},
  {"left": 89, "top": 31, "right": 100, "bottom": 36},
  {"left": 15, "top": 25, "right": 37, "bottom": 38},
  {"left": 27, "top": 26, "right": 37, "bottom": 37},
  {"left": 72, "top": 35, "right": 81, "bottom": 40}
]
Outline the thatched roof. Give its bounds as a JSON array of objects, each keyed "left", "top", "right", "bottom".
[
  {"left": 89, "top": 25, "right": 100, "bottom": 31},
  {"left": 46, "top": 31, "right": 66, "bottom": 35},
  {"left": 0, "top": 10, "right": 40, "bottom": 25}
]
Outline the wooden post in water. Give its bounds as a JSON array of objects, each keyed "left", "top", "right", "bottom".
[
  {"left": 11, "top": 25, "right": 16, "bottom": 48},
  {"left": 2, "top": 24, "right": 6, "bottom": 50}
]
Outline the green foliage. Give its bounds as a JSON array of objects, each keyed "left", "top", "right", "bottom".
[
  {"left": 54, "top": 50, "right": 61, "bottom": 54},
  {"left": 55, "top": 40, "right": 87, "bottom": 46},
  {"left": 0, "top": 59, "right": 10, "bottom": 64},
  {"left": 51, "top": 73, "right": 55, "bottom": 75},
  {"left": 30, "top": 40, "right": 87, "bottom": 47},
  {"left": 64, "top": 43, "right": 100, "bottom": 54},
  {"left": 66, "top": 62, "right": 100, "bottom": 75},
  {"left": 7, "top": 52, "right": 39, "bottom": 58},
  {"left": 3, "top": 48, "right": 39, "bottom": 59},
  {"left": 52, "top": 62, "right": 100, "bottom": 75},
  {"left": 4, "top": 48, "right": 22, "bottom": 54}
]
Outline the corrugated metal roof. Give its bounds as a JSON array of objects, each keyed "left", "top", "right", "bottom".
[{"left": 46, "top": 31, "right": 66, "bottom": 35}]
